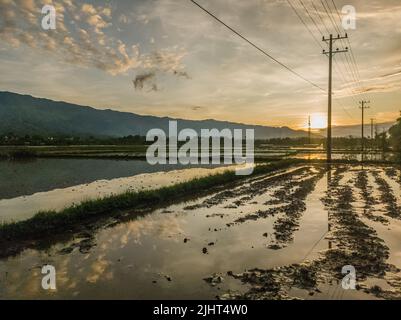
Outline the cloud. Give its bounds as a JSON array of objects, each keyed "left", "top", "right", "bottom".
[
  {"left": 0, "top": 0, "right": 187, "bottom": 77},
  {"left": 133, "top": 72, "right": 157, "bottom": 91},
  {"left": 142, "top": 49, "right": 188, "bottom": 73},
  {"left": 191, "top": 105, "right": 204, "bottom": 111},
  {"left": 380, "top": 69, "right": 401, "bottom": 79},
  {"left": 118, "top": 14, "right": 131, "bottom": 24},
  {"left": 81, "top": 3, "right": 96, "bottom": 15},
  {"left": 132, "top": 48, "right": 190, "bottom": 90},
  {"left": 1, "top": 0, "right": 400, "bottom": 128},
  {"left": 173, "top": 70, "right": 191, "bottom": 79},
  {"left": 136, "top": 14, "right": 149, "bottom": 25},
  {"left": 354, "top": 83, "right": 400, "bottom": 94}
]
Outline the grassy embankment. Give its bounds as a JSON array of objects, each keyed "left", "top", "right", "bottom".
[
  {"left": 1, "top": 145, "right": 398, "bottom": 162},
  {"left": 0, "top": 159, "right": 302, "bottom": 240},
  {"left": 0, "top": 145, "right": 295, "bottom": 160}
]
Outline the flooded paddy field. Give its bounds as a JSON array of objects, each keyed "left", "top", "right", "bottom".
[
  {"left": 0, "top": 158, "right": 231, "bottom": 200},
  {"left": 0, "top": 163, "right": 401, "bottom": 300},
  {"left": 0, "top": 159, "right": 233, "bottom": 222}
]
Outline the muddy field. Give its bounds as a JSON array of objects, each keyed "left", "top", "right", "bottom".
[{"left": 0, "top": 164, "right": 401, "bottom": 300}]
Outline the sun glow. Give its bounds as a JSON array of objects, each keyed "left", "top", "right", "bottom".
[{"left": 309, "top": 113, "right": 327, "bottom": 129}]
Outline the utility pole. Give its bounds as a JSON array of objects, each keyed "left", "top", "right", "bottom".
[
  {"left": 359, "top": 100, "right": 370, "bottom": 159},
  {"left": 308, "top": 115, "right": 311, "bottom": 145},
  {"left": 381, "top": 128, "right": 386, "bottom": 160},
  {"left": 370, "top": 118, "right": 375, "bottom": 140},
  {"left": 370, "top": 118, "right": 375, "bottom": 151},
  {"left": 323, "top": 34, "right": 348, "bottom": 163}
]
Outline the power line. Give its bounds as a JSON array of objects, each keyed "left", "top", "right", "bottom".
[
  {"left": 311, "top": 0, "right": 331, "bottom": 35},
  {"left": 301, "top": 229, "right": 329, "bottom": 263},
  {"left": 286, "top": 0, "right": 357, "bottom": 121},
  {"left": 326, "top": 0, "right": 367, "bottom": 99},
  {"left": 287, "top": 0, "right": 323, "bottom": 50},
  {"left": 333, "top": 97, "right": 356, "bottom": 121},
  {"left": 330, "top": 0, "right": 371, "bottom": 102},
  {"left": 330, "top": 0, "right": 362, "bottom": 80},
  {"left": 321, "top": 0, "right": 341, "bottom": 35},
  {"left": 190, "top": 0, "right": 326, "bottom": 92},
  {"left": 299, "top": 0, "right": 325, "bottom": 36},
  {"left": 309, "top": 0, "right": 366, "bottom": 108},
  {"left": 333, "top": 56, "right": 359, "bottom": 105},
  {"left": 320, "top": 0, "right": 360, "bottom": 89},
  {"left": 293, "top": 1, "right": 359, "bottom": 110}
]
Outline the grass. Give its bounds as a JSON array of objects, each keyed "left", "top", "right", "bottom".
[
  {"left": 0, "top": 145, "right": 288, "bottom": 160},
  {"left": 0, "top": 159, "right": 302, "bottom": 241}
]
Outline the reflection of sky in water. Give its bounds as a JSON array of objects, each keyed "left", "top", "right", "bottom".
[
  {"left": 0, "top": 166, "right": 400, "bottom": 299},
  {"left": 0, "top": 165, "right": 237, "bottom": 223},
  {"left": 0, "top": 166, "right": 330, "bottom": 299},
  {"left": 293, "top": 152, "right": 395, "bottom": 161},
  {"left": 0, "top": 159, "right": 233, "bottom": 199}
]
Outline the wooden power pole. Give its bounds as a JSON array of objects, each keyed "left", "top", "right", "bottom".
[
  {"left": 370, "top": 118, "right": 375, "bottom": 151},
  {"left": 359, "top": 100, "right": 370, "bottom": 158},
  {"left": 370, "top": 118, "right": 375, "bottom": 140},
  {"left": 323, "top": 34, "right": 348, "bottom": 163}
]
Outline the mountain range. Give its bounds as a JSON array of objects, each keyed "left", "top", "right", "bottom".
[
  {"left": 0, "top": 91, "right": 395, "bottom": 139},
  {"left": 0, "top": 91, "right": 312, "bottom": 139},
  {"left": 317, "top": 122, "right": 395, "bottom": 138}
]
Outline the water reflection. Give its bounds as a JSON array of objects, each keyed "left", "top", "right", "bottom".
[
  {"left": 0, "top": 158, "right": 231, "bottom": 200},
  {"left": 0, "top": 164, "right": 400, "bottom": 299},
  {"left": 293, "top": 152, "right": 395, "bottom": 162},
  {"left": 0, "top": 165, "right": 236, "bottom": 223}
]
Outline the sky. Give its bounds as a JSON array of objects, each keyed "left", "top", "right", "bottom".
[{"left": 0, "top": 0, "right": 400, "bottom": 129}]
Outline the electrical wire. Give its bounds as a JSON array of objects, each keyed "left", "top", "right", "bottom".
[{"left": 190, "top": 0, "right": 326, "bottom": 92}]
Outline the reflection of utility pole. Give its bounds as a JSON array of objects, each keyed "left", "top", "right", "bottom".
[
  {"left": 359, "top": 100, "right": 370, "bottom": 161},
  {"left": 370, "top": 118, "right": 375, "bottom": 151},
  {"left": 323, "top": 34, "right": 348, "bottom": 163},
  {"left": 327, "top": 165, "right": 332, "bottom": 250}
]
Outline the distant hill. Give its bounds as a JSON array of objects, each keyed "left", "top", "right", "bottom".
[
  {"left": 0, "top": 91, "right": 311, "bottom": 139},
  {"left": 317, "top": 122, "right": 395, "bottom": 138}
]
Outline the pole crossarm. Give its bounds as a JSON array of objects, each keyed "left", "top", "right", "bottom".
[
  {"left": 322, "top": 35, "right": 349, "bottom": 56},
  {"left": 323, "top": 49, "right": 348, "bottom": 56},
  {"left": 322, "top": 34, "right": 349, "bottom": 42}
]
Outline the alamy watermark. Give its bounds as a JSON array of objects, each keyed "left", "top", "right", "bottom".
[
  {"left": 341, "top": 265, "right": 356, "bottom": 290},
  {"left": 146, "top": 121, "right": 255, "bottom": 176},
  {"left": 41, "top": 265, "right": 56, "bottom": 290},
  {"left": 342, "top": 5, "right": 356, "bottom": 30},
  {"left": 41, "top": 5, "right": 56, "bottom": 30}
]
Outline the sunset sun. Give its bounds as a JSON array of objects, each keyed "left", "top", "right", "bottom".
[{"left": 309, "top": 113, "right": 327, "bottom": 130}]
